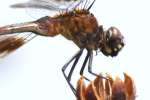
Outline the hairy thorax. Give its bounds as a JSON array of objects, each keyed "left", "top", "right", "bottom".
[{"left": 36, "top": 10, "right": 100, "bottom": 50}]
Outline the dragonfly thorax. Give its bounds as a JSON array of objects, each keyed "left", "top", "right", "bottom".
[
  {"left": 35, "top": 10, "right": 101, "bottom": 49},
  {"left": 56, "top": 10, "right": 101, "bottom": 50}
]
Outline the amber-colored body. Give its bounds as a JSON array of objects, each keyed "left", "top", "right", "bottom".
[{"left": 36, "top": 10, "right": 101, "bottom": 50}]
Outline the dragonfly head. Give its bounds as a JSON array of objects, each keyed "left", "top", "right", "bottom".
[{"left": 100, "top": 27, "right": 124, "bottom": 57}]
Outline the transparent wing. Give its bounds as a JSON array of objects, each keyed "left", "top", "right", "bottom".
[
  {"left": 0, "top": 33, "right": 37, "bottom": 58},
  {"left": 11, "top": 0, "right": 85, "bottom": 11},
  {"left": 10, "top": 0, "right": 95, "bottom": 18},
  {"left": 10, "top": 0, "right": 85, "bottom": 19}
]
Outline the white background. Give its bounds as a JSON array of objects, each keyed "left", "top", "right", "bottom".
[{"left": 0, "top": 0, "right": 149, "bottom": 100}]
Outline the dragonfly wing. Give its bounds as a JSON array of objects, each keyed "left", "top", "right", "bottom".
[
  {"left": 11, "top": 0, "right": 85, "bottom": 11},
  {"left": 10, "top": 0, "right": 95, "bottom": 18},
  {"left": 0, "top": 33, "right": 37, "bottom": 58}
]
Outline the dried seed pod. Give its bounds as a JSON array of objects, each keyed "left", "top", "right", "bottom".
[{"left": 76, "top": 73, "right": 136, "bottom": 100}]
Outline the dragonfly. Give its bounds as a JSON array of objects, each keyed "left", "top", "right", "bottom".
[{"left": 0, "top": 0, "right": 124, "bottom": 96}]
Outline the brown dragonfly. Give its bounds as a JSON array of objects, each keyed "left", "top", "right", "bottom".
[{"left": 0, "top": 0, "right": 124, "bottom": 96}]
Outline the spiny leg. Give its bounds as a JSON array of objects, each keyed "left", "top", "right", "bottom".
[
  {"left": 88, "top": 52, "right": 108, "bottom": 80},
  {"left": 67, "top": 56, "right": 81, "bottom": 95},
  {"left": 67, "top": 51, "right": 83, "bottom": 82},
  {"left": 62, "top": 49, "right": 83, "bottom": 72},
  {"left": 79, "top": 50, "right": 91, "bottom": 81},
  {"left": 79, "top": 50, "right": 98, "bottom": 78},
  {"left": 88, "top": 51, "right": 98, "bottom": 76},
  {"left": 62, "top": 49, "right": 83, "bottom": 95},
  {"left": 79, "top": 50, "right": 105, "bottom": 80}
]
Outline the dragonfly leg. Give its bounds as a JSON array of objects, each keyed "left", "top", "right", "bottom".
[
  {"left": 88, "top": 51, "right": 109, "bottom": 80},
  {"left": 79, "top": 50, "right": 107, "bottom": 81},
  {"left": 88, "top": 51, "right": 98, "bottom": 76},
  {"left": 62, "top": 49, "right": 83, "bottom": 95},
  {"left": 79, "top": 50, "right": 91, "bottom": 81}
]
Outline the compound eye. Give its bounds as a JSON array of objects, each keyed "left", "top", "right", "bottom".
[
  {"left": 104, "top": 27, "right": 124, "bottom": 57},
  {"left": 106, "top": 29, "right": 113, "bottom": 41},
  {"left": 109, "top": 27, "right": 123, "bottom": 39}
]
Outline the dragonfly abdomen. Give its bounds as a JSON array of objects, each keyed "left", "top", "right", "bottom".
[{"left": 35, "top": 16, "right": 61, "bottom": 36}]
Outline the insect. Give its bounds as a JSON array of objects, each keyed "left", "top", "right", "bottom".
[{"left": 0, "top": 0, "right": 124, "bottom": 96}]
